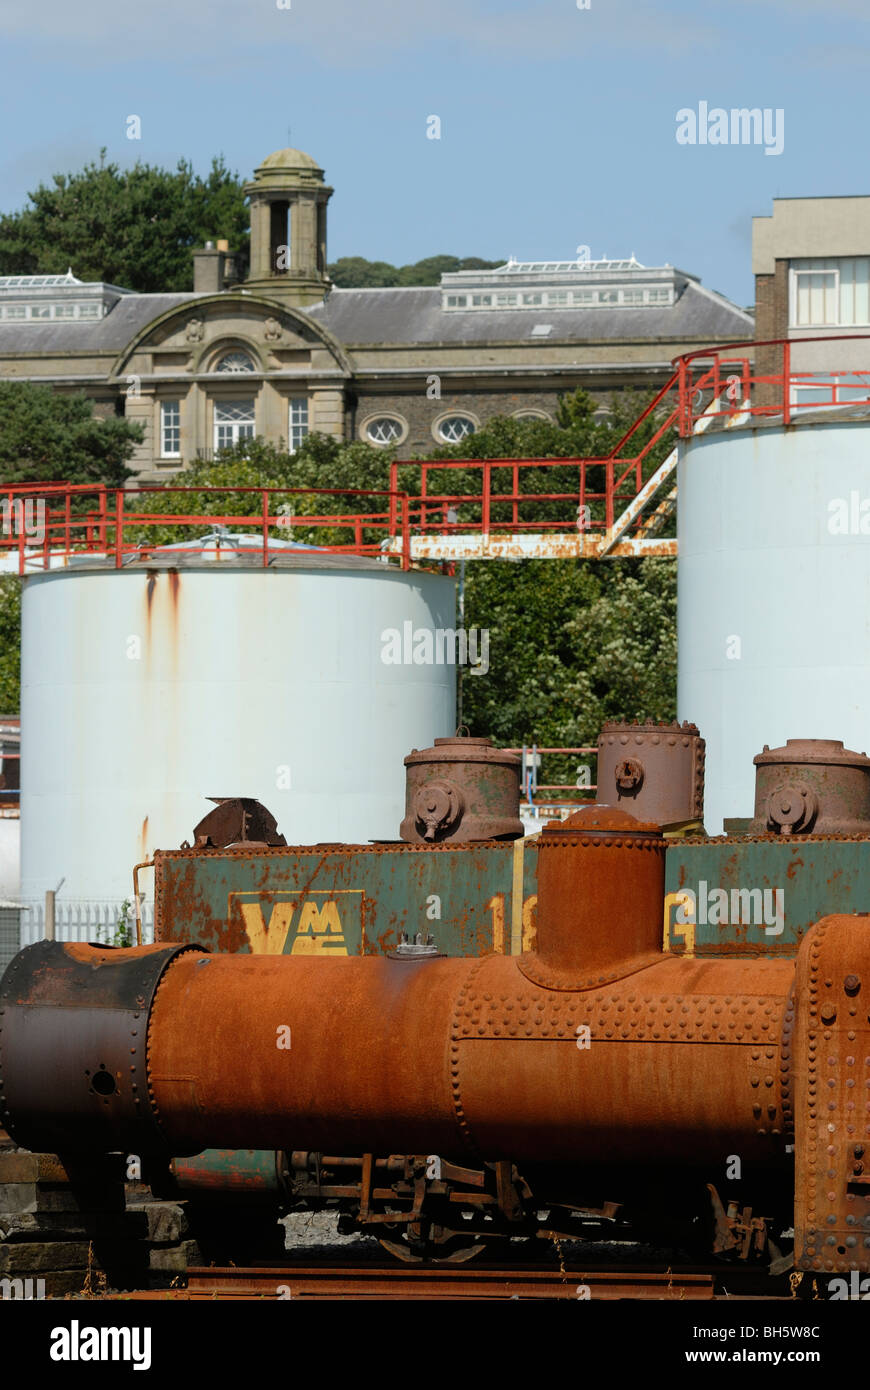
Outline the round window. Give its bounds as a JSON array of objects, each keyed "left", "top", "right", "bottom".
[
  {"left": 437, "top": 415, "right": 476, "bottom": 443},
  {"left": 366, "top": 417, "right": 404, "bottom": 446}
]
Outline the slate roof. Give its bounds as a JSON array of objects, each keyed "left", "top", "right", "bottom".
[
  {"left": 0, "top": 294, "right": 201, "bottom": 356},
  {"left": 307, "top": 280, "right": 753, "bottom": 346},
  {"left": 0, "top": 277, "right": 753, "bottom": 360}
]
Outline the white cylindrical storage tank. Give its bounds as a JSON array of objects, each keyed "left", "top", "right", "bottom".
[
  {"left": 678, "top": 416, "right": 870, "bottom": 832},
  {"left": 20, "top": 553, "right": 456, "bottom": 940}
]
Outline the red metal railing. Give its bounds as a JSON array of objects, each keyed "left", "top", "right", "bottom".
[
  {"left": 3, "top": 337, "right": 870, "bottom": 566},
  {"left": 675, "top": 334, "right": 870, "bottom": 433},
  {"left": 387, "top": 370, "right": 682, "bottom": 544},
  {"left": 0, "top": 484, "right": 414, "bottom": 574},
  {"left": 505, "top": 746, "right": 598, "bottom": 800}
]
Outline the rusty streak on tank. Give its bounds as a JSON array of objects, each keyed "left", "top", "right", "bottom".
[
  {"left": 749, "top": 739, "right": 870, "bottom": 837},
  {"left": 596, "top": 721, "right": 705, "bottom": 832},
  {"left": 400, "top": 735, "right": 523, "bottom": 843}
]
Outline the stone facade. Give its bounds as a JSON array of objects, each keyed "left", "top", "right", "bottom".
[{"left": 0, "top": 148, "right": 755, "bottom": 482}]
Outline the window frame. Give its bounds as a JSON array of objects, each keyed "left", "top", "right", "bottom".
[
  {"left": 213, "top": 398, "right": 257, "bottom": 452},
  {"left": 360, "top": 413, "right": 408, "bottom": 448},
  {"left": 160, "top": 400, "right": 182, "bottom": 459},
  {"left": 288, "top": 396, "right": 309, "bottom": 454},
  {"left": 432, "top": 411, "right": 478, "bottom": 445}
]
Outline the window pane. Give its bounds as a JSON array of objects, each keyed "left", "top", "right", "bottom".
[
  {"left": 216, "top": 351, "right": 256, "bottom": 373},
  {"left": 438, "top": 415, "right": 475, "bottom": 443},
  {"left": 161, "top": 402, "right": 181, "bottom": 457},
  {"left": 856, "top": 259, "right": 870, "bottom": 325},
  {"left": 840, "top": 259, "right": 855, "bottom": 325},
  {"left": 366, "top": 416, "right": 402, "bottom": 445},
  {"left": 289, "top": 397, "right": 309, "bottom": 452},
  {"left": 214, "top": 399, "right": 255, "bottom": 450},
  {"left": 214, "top": 400, "right": 255, "bottom": 423}
]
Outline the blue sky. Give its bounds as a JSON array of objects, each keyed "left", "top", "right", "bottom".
[{"left": 0, "top": 0, "right": 866, "bottom": 307}]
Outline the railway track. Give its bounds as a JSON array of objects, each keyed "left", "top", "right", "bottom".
[{"left": 114, "top": 1262, "right": 800, "bottom": 1300}]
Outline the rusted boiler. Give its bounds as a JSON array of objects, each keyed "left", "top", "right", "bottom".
[{"left": 2, "top": 802, "right": 866, "bottom": 1277}]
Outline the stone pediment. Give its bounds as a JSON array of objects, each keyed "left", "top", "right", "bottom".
[{"left": 111, "top": 292, "right": 352, "bottom": 380}]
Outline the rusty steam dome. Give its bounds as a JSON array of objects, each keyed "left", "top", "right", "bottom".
[{"left": 400, "top": 734, "right": 522, "bottom": 843}]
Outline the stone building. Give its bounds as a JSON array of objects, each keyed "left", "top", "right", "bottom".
[{"left": 0, "top": 147, "right": 753, "bottom": 480}]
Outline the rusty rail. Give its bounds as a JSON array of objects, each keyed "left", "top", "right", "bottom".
[{"left": 150, "top": 1264, "right": 716, "bottom": 1301}]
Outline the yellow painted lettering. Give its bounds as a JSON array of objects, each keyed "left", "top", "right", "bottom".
[
  {"left": 240, "top": 901, "right": 296, "bottom": 955},
  {"left": 291, "top": 900, "right": 347, "bottom": 955}
]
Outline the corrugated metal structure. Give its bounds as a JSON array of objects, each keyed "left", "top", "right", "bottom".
[{"left": 20, "top": 553, "right": 455, "bottom": 937}]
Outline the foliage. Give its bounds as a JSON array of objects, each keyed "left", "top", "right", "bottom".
[
  {"left": 429, "top": 387, "right": 679, "bottom": 791},
  {"left": 124, "top": 435, "right": 395, "bottom": 550},
  {"left": 127, "top": 389, "right": 678, "bottom": 794},
  {"left": 327, "top": 254, "right": 502, "bottom": 288},
  {"left": 105, "top": 898, "right": 134, "bottom": 949},
  {"left": 0, "top": 577, "right": 21, "bottom": 713},
  {"left": 415, "top": 387, "right": 676, "bottom": 536},
  {"left": 0, "top": 153, "right": 249, "bottom": 292},
  {"left": 0, "top": 383, "right": 679, "bottom": 790},
  {"left": 0, "top": 382, "right": 141, "bottom": 486}
]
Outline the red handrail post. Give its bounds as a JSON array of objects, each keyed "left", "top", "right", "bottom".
[
  {"left": 389, "top": 461, "right": 398, "bottom": 538},
  {"left": 782, "top": 340, "right": 791, "bottom": 426},
  {"left": 114, "top": 489, "right": 124, "bottom": 568},
  {"left": 605, "top": 458, "right": 614, "bottom": 532},
  {"left": 401, "top": 494, "right": 410, "bottom": 571},
  {"left": 262, "top": 489, "right": 269, "bottom": 568},
  {"left": 482, "top": 461, "right": 492, "bottom": 539}
]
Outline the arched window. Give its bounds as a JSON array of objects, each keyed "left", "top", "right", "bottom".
[{"left": 215, "top": 350, "right": 256, "bottom": 373}]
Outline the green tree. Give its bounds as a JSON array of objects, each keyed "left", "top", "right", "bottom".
[
  {"left": 428, "top": 389, "right": 679, "bottom": 792},
  {"left": 327, "top": 257, "right": 401, "bottom": 288},
  {"left": 327, "top": 254, "right": 502, "bottom": 288},
  {"left": 121, "top": 435, "right": 396, "bottom": 550},
  {"left": 131, "top": 394, "right": 678, "bottom": 791},
  {"left": 0, "top": 382, "right": 141, "bottom": 486},
  {"left": 0, "top": 153, "right": 249, "bottom": 292},
  {"left": 0, "top": 576, "right": 21, "bottom": 713}
]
